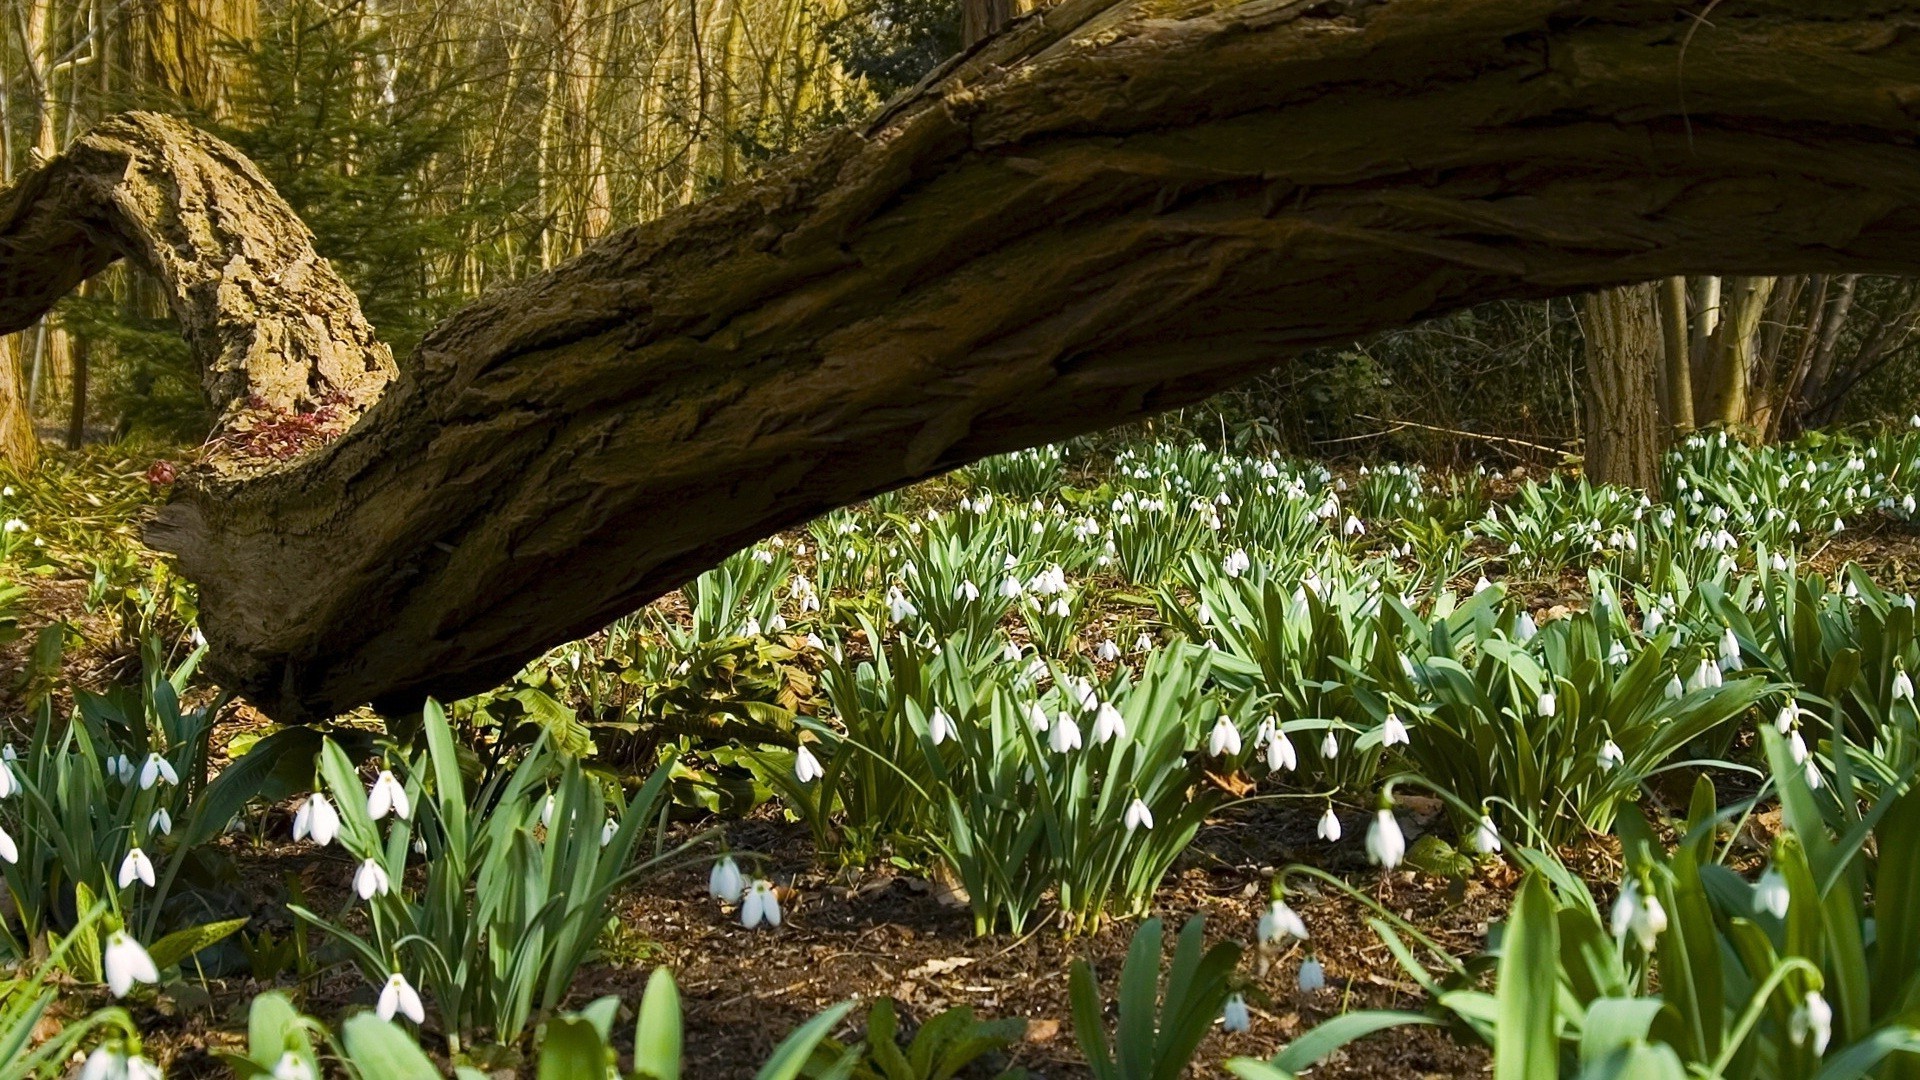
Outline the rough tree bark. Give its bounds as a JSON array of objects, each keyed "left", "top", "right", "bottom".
[
  {"left": 1582, "top": 284, "right": 1664, "bottom": 490},
  {"left": 6, "top": 0, "right": 1920, "bottom": 721}
]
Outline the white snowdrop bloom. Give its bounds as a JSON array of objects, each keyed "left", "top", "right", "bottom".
[
  {"left": 1091, "top": 703, "right": 1127, "bottom": 745},
  {"left": 1258, "top": 899, "right": 1309, "bottom": 943},
  {"left": 741, "top": 879, "right": 783, "bottom": 929},
  {"left": 740, "top": 616, "right": 762, "bottom": 638},
  {"left": 1507, "top": 540, "right": 1523, "bottom": 555},
  {"left": 1367, "top": 808, "right": 1406, "bottom": 870},
  {"left": 1124, "top": 798, "right": 1155, "bottom": 832},
  {"left": 1805, "top": 758, "right": 1825, "bottom": 790},
  {"left": 954, "top": 579, "right": 980, "bottom": 602},
  {"left": 1197, "top": 602, "right": 1214, "bottom": 626},
  {"left": 0, "top": 759, "right": 14, "bottom": 799},
  {"left": 1719, "top": 627, "right": 1743, "bottom": 669},
  {"left": 1753, "top": 868, "right": 1790, "bottom": 919},
  {"left": 367, "top": 771, "right": 411, "bottom": 821},
  {"left": 118, "top": 848, "right": 156, "bottom": 889},
  {"left": 1221, "top": 993, "right": 1251, "bottom": 1033},
  {"left": 1094, "top": 638, "right": 1121, "bottom": 662},
  {"left": 1208, "top": 716, "right": 1242, "bottom": 757},
  {"left": 1792, "top": 991, "right": 1833, "bottom": 1056},
  {"left": 1133, "top": 632, "right": 1155, "bottom": 653},
  {"left": 1473, "top": 575, "right": 1493, "bottom": 594},
  {"left": 1223, "top": 548, "right": 1251, "bottom": 577},
  {"left": 1296, "top": 957, "right": 1326, "bottom": 992},
  {"left": 928, "top": 706, "right": 958, "bottom": 746},
  {"left": 1342, "top": 514, "right": 1365, "bottom": 537},
  {"left": 80, "top": 1048, "right": 123, "bottom": 1080},
  {"left": 1515, "top": 612, "right": 1538, "bottom": 642},
  {"left": 1049, "top": 712, "right": 1083, "bottom": 753},
  {"left": 0, "top": 519, "right": 22, "bottom": 533},
  {"left": 138, "top": 753, "right": 177, "bottom": 791},
  {"left": 378, "top": 972, "right": 426, "bottom": 1023},
  {"left": 0, "top": 823, "right": 15, "bottom": 864},
  {"left": 354, "top": 859, "right": 391, "bottom": 899},
  {"left": 1469, "top": 814, "right": 1503, "bottom": 854},
  {"left": 1380, "top": 713, "right": 1409, "bottom": 748},
  {"left": 1609, "top": 882, "right": 1668, "bottom": 950},
  {"left": 148, "top": 809, "right": 172, "bottom": 837},
  {"left": 1687, "top": 658, "right": 1722, "bottom": 692},
  {"left": 1026, "top": 702, "right": 1050, "bottom": 732},
  {"left": 1776, "top": 702, "right": 1801, "bottom": 734},
  {"left": 886, "top": 588, "right": 918, "bottom": 623},
  {"left": 1608, "top": 640, "right": 1630, "bottom": 666},
  {"left": 1665, "top": 674, "right": 1685, "bottom": 700},
  {"left": 124, "top": 1058, "right": 162, "bottom": 1080},
  {"left": 1320, "top": 730, "right": 1340, "bottom": 759},
  {"left": 1599, "top": 740, "right": 1625, "bottom": 771},
  {"left": 1048, "top": 596, "right": 1072, "bottom": 618},
  {"left": 1537, "top": 691, "right": 1557, "bottom": 719},
  {"left": 1266, "top": 730, "right": 1297, "bottom": 773},
  {"left": 104, "top": 931, "right": 159, "bottom": 997},
  {"left": 1788, "top": 729, "right": 1810, "bottom": 765},
  {"left": 805, "top": 632, "right": 825, "bottom": 650},
  {"left": 601, "top": 818, "right": 619, "bottom": 846},
  {"left": 272, "top": 1053, "right": 315, "bottom": 1080},
  {"left": 794, "top": 745, "right": 825, "bottom": 783},
  {"left": 1897, "top": 668, "right": 1916, "bottom": 703},
  {"left": 1643, "top": 607, "right": 1665, "bottom": 635},
  {"left": 293, "top": 793, "right": 340, "bottom": 846},
  {"left": 709, "top": 856, "right": 746, "bottom": 903},
  {"left": 1772, "top": 552, "right": 1791, "bottom": 572},
  {"left": 1316, "top": 807, "right": 1342, "bottom": 842}
]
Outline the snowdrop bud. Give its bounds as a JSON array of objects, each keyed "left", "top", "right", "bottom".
[
  {"left": 1537, "top": 690, "right": 1557, "bottom": 718},
  {"left": 1719, "top": 627, "right": 1742, "bottom": 669},
  {"left": 601, "top": 818, "right": 618, "bottom": 846},
  {"left": 1296, "top": 957, "right": 1326, "bottom": 992},
  {"left": 1644, "top": 608, "right": 1665, "bottom": 635},
  {"left": 1753, "top": 867, "right": 1790, "bottom": 919},
  {"left": 367, "top": 770, "right": 411, "bottom": 821},
  {"left": 138, "top": 753, "right": 177, "bottom": 791},
  {"left": 1258, "top": 899, "right": 1309, "bottom": 943},
  {"left": 1788, "top": 729, "right": 1809, "bottom": 765},
  {"left": 1208, "top": 716, "right": 1242, "bottom": 757},
  {"left": 0, "top": 823, "right": 14, "bottom": 864},
  {"left": 794, "top": 745, "right": 824, "bottom": 783},
  {"left": 1221, "top": 993, "right": 1251, "bottom": 1033},
  {"left": 1366, "top": 806, "right": 1406, "bottom": 870},
  {"left": 1598, "top": 740, "right": 1625, "bottom": 771},
  {"left": 710, "top": 856, "right": 745, "bottom": 903},
  {"left": 118, "top": 847, "right": 156, "bottom": 889},
  {"left": 354, "top": 859, "right": 390, "bottom": 899},
  {"left": 104, "top": 931, "right": 159, "bottom": 997},
  {"left": 1320, "top": 730, "right": 1340, "bottom": 760},
  {"left": 1049, "top": 712, "right": 1083, "bottom": 753},
  {"left": 1775, "top": 702, "right": 1799, "bottom": 733},
  {"left": 1806, "top": 758, "right": 1825, "bottom": 790},
  {"left": 1316, "top": 806, "right": 1341, "bottom": 842},
  {"left": 377, "top": 972, "right": 426, "bottom": 1023},
  {"left": 1266, "top": 730, "right": 1297, "bottom": 773},
  {"left": 1380, "top": 713, "right": 1409, "bottom": 748},
  {"left": 1124, "top": 798, "right": 1154, "bottom": 831},
  {"left": 741, "top": 879, "right": 783, "bottom": 929},
  {"left": 1469, "top": 815, "right": 1502, "bottom": 855},
  {"left": 293, "top": 794, "right": 340, "bottom": 846},
  {"left": 1515, "top": 612, "right": 1537, "bottom": 642},
  {"left": 1091, "top": 703, "right": 1126, "bottom": 745},
  {"left": 929, "top": 706, "right": 957, "bottom": 746},
  {"left": 1792, "top": 991, "right": 1833, "bottom": 1056},
  {"left": 1025, "top": 702, "right": 1049, "bottom": 732}
]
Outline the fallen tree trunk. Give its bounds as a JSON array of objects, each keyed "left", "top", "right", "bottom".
[{"left": 4, "top": 0, "right": 1920, "bottom": 721}]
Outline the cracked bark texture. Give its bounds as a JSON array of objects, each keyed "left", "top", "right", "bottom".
[{"left": 5, "top": 0, "right": 1920, "bottom": 720}]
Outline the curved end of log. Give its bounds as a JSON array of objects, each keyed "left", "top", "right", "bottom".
[{"left": 0, "top": 112, "right": 395, "bottom": 469}]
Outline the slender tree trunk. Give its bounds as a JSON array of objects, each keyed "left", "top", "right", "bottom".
[
  {"left": 1582, "top": 284, "right": 1664, "bottom": 489},
  {"left": 1702, "top": 276, "right": 1776, "bottom": 431},
  {"left": 0, "top": 337, "right": 35, "bottom": 469},
  {"left": 7, "top": 0, "right": 1920, "bottom": 720},
  {"left": 65, "top": 327, "right": 87, "bottom": 449},
  {"left": 1658, "top": 276, "right": 1693, "bottom": 435}
]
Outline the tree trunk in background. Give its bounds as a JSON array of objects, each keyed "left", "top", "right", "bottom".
[
  {"left": 962, "top": 0, "right": 1018, "bottom": 46},
  {"left": 138, "top": 0, "right": 258, "bottom": 114},
  {"left": 65, "top": 329, "right": 87, "bottom": 449},
  {"left": 1582, "top": 284, "right": 1663, "bottom": 489},
  {"left": 8, "top": 2, "right": 1920, "bottom": 721},
  {"left": 1702, "top": 276, "right": 1777, "bottom": 431},
  {"left": 1657, "top": 276, "right": 1693, "bottom": 435},
  {"left": 0, "top": 338, "right": 35, "bottom": 470}
]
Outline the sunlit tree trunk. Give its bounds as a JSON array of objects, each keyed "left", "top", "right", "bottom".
[
  {"left": 1582, "top": 284, "right": 1664, "bottom": 489},
  {"left": 0, "top": 337, "right": 35, "bottom": 468},
  {"left": 1701, "top": 276, "right": 1776, "bottom": 432},
  {"left": 1657, "top": 276, "right": 1693, "bottom": 435}
]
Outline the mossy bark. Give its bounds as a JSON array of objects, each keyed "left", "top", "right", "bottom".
[{"left": 5, "top": 0, "right": 1920, "bottom": 719}]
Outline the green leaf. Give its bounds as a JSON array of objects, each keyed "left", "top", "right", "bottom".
[
  {"left": 1269, "top": 1012, "right": 1438, "bottom": 1073},
  {"left": 147, "top": 917, "right": 250, "bottom": 971},
  {"left": 754, "top": 1003, "right": 854, "bottom": 1080},
  {"left": 340, "top": 1014, "right": 442, "bottom": 1079},
  {"left": 539, "top": 1017, "right": 611, "bottom": 1080},
  {"left": 1496, "top": 874, "right": 1560, "bottom": 1080},
  {"left": 634, "top": 968, "right": 684, "bottom": 1080}
]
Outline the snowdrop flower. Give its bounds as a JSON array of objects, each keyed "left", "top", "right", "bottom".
[
  {"left": 1221, "top": 993, "right": 1251, "bottom": 1033},
  {"left": 1473, "top": 575, "right": 1493, "bottom": 594},
  {"left": 1537, "top": 690, "right": 1557, "bottom": 718},
  {"left": 1897, "top": 666, "right": 1916, "bottom": 703},
  {"left": 378, "top": 972, "right": 426, "bottom": 1023},
  {"left": 1644, "top": 607, "right": 1665, "bottom": 635},
  {"left": 998, "top": 575, "right": 1023, "bottom": 599},
  {"left": 1598, "top": 740, "right": 1625, "bottom": 771},
  {"left": 741, "top": 879, "right": 782, "bottom": 928},
  {"left": 954, "top": 579, "right": 979, "bottom": 602},
  {"left": 1719, "top": 627, "right": 1742, "bottom": 670},
  {"left": 1094, "top": 638, "right": 1121, "bottom": 662},
  {"left": 1091, "top": 703, "right": 1126, "bottom": 745},
  {"left": 1688, "top": 657, "right": 1722, "bottom": 692},
  {"left": 1806, "top": 758, "right": 1825, "bottom": 790},
  {"left": 805, "top": 632, "right": 825, "bottom": 649},
  {"left": 1026, "top": 702, "right": 1050, "bottom": 732},
  {"left": 354, "top": 859, "right": 390, "bottom": 899},
  {"left": 1665, "top": 674, "right": 1685, "bottom": 700},
  {"left": 1316, "top": 806, "right": 1341, "bottom": 842},
  {"left": 1049, "top": 712, "right": 1083, "bottom": 753},
  {"left": 794, "top": 745, "right": 824, "bottom": 783},
  {"left": 292, "top": 793, "right": 340, "bottom": 846},
  {"left": 1258, "top": 898, "right": 1309, "bottom": 943},
  {"left": 1609, "top": 880, "right": 1668, "bottom": 950},
  {"left": 1133, "top": 632, "right": 1154, "bottom": 653},
  {"left": 272, "top": 1053, "right": 316, "bottom": 1080},
  {"left": 1367, "top": 804, "right": 1406, "bottom": 870},
  {"left": 0, "top": 519, "right": 22, "bottom": 533},
  {"left": 1208, "top": 716, "right": 1242, "bottom": 757},
  {"left": 886, "top": 588, "right": 917, "bottom": 623},
  {"left": 0, "top": 757, "right": 15, "bottom": 799},
  {"left": 1224, "top": 548, "right": 1251, "bottom": 577},
  {"left": 1197, "top": 602, "right": 1214, "bottom": 626},
  {"left": 148, "top": 809, "right": 172, "bottom": 837},
  {"left": 1296, "top": 957, "right": 1326, "bottom": 992},
  {"left": 367, "top": 770, "right": 411, "bottom": 821},
  {"left": 104, "top": 931, "right": 159, "bottom": 997},
  {"left": 1469, "top": 815, "right": 1502, "bottom": 855},
  {"left": 1788, "top": 729, "right": 1809, "bottom": 765},
  {"left": 107, "top": 756, "right": 134, "bottom": 786},
  {"left": 118, "top": 848, "right": 156, "bottom": 889},
  {"left": 929, "top": 706, "right": 957, "bottom": 746},
  {"left": 740, "top": 616, "right": 762, "bottom": 638},
  {"left": 1792, "top": 991, "right": 1833, "bottom": 1055},
  {"left": 138, "top": 753, "right": 177, "bottom": 791},
  {"left": 710, "top": 856, "right": 745, "bottom": 903},
  {"left": 80, "top": 1048, "right": 124, "bottom": 1080},
  {"left": 1380, "top": 713, "right": 1409, "bottom": 748},
  {"left": 1342, "top": 514, "right": 1364, "bottom": 537},
  {"left": 1266, "top": 729, "right": 1297, "bottom": 773},
  {"left": 1320, "top": 729, "right": 1340, "bottom": 759},
  {"left": 601, "top": 818, "right": 618, "bottom": 846},
  {"left": 1607, "top": 640, "right": 1630, "bottom": 666},
  {"left": 1124, "top": 798, "right": 1154, "bottom": 831},
  {"left": 1515, "top": 611, "right": 1537, "bottom": 642},
  {"left": 1775, "top": 702, "right": 1800, "bottom": 734},
  {"left": 1753, "top": 867, "right": 1790, "bottom": 919}
]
